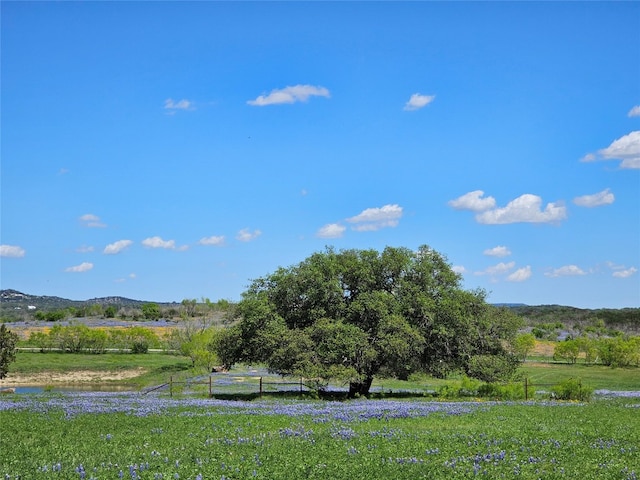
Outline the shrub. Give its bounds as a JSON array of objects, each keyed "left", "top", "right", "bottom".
[
  {"left": 477, "top": 382, "right": 525, "bottom": 400},
  {"left": 467, "top": 354, "right": 519, "bottom": 382},
  {"left": 551, "top": 378, "right": 593, "bottom": 402}
]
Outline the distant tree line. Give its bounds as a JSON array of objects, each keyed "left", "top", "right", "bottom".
[
  {"left": 27, "top": 325, "right": 162, "bottom": 354},
  {"left": 554, "top": 335, "right": 640, "bottom": 367}
]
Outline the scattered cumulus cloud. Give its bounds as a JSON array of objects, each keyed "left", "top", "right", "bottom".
[
  {"left": 582, "top": 131, "right": 640, "bottom": 169},
  {"left": 611, "top": 265, "right": 638, "bottom": 278},
  {"left": 580, "top": 153, "right": 597, "bottom": 163},
  {"left": 247, "top": 84, "right": 330, "bottom": 106},
  {"left": 316, "top": 223, "right": 346, "bottom": 239},
  {"left": 65, "top": 262, "right": 93, "bottom": 273},
  {"left": 347, "top": 204, "right": 403, "bottom": 231},
  {"left": 573, "top": 188, "right": 615, "bottom": 207},
  {"left": 475, "top": 194, "right": 567, "bottom": 225},
  {"left": 76, "top": 245, "right": 94, "bottom": 253},
  {"left": 103, "top": 239, "right": 133, "bottom": 255},
  {"left": 483, "top": 246, "right": 511, "bottom": 257},
  {"left": 403, "top": 93, "right": 435, "bottom": 111},
  {"left": 545, "top": 265, "right": 587, "bottom": 278},
  {"left": 80, "top": 214, "right": 106, "bottom": 228},
  {"left": 0, "top": 244, "right": 25, "bottom": 258},
  {"left": 477, "top": 261, "right": 516, "bottom": 276},
  {"left": 141, "top": 236, "right": 187, "bottom": 250},
  {"left": 115, "top": 273, "right": 137, "bottom": 283},
  {"left": 448, "top": 190, "right": 496, "bottom": 212},
  {"left": 628, "top": 106, "right": 640, "bottom": 117},
  {"left": 164, "top": 98, "right": 194, "bottom": 113},
  {"left": 507, "top": 266, "right": 532, "bottom": 282},
  {"left": 198, "top": 235, "right": 226, "bottom": 246},
  {"left": 600, "top": 262, "right": 638, "bottom": 279},
  {"left": 452, "top": 265, "right": 466, "bottom": 274},
  {"left": 598, "top": 131, "right": 640, "bottom": 169},
  {"left": 236, "top": 228, "right": 262, "bottom": 242}
]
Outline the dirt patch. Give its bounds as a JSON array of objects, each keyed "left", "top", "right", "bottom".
[{"left": 0, "top": 368, "right": 146, "bottom": 386}]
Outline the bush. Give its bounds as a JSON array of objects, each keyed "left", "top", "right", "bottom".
[
  {"left": 477, "top": 382, "right": 525, "bottom": 400},
  {"left": 551, "top": 378, "right": 593, "bottom": 402},
  {"left": 467, "top": 354, "right": 519, "bottom": 382}
]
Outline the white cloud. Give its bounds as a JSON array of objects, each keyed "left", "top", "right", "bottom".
[
  {"left": 103, "top": 239, "right": 133, "bottom": 255},
  {"left": 573, "top": 188, "right": 615, "bottom": 207},
  {"left": 115, "top": 273, "right": 136, "bottom": 283},
  {"left": 403, "top": 93, "right": 435, "bottom": 111},
  {"left": 628, "top": 106, "right": 640, "bottom": 117},
  {"left": 247, "top": 84, "right": 330, "bottom": 106},
  {"left": 612, "top": 267, "right": 638, "bottom": 278},
  {"left": 142, "top": 236, "right": 176, "bottom": 249},
  {"left": 76, "top": 245, "right": 94, "bottom": 253},
  {"left": 164, "top": 98, "right": 194, "bottom": 112},
  {"left": 79, "top": 213, "right": 106, "bottom": 228},
  {"left": 507, "top": 266, "right": 532, "bottom": 282},
  {"left": 598, "top": 131, "right": 640, "bottom": 169},
  {"left": 483, "top": 246, "right": 511, "bottom": 257},
  {"left": 0, "top": 245, "right": 26, "bottom": 258},
  {"left": 65, "top": 262, "right": 93, "bottom": 273},
  {"left": 448, "top": 190, "right": 496, "bottom": 212},
  {"left": 346, "top": 204, "right": 403, "bottom": 231},
  {"left": 199, "top": 235, "right": 226, "bottom": 246},
  {"left": 317, "top": 223, "right": 346, "bottom": 239},
  {"left": 452, "top": 265, "right": 466, "bottom": 274},
  {"left": 475, "top": 194, "right": 567, "bottom": 225},
  {"left": 580, "top": 153, "right": 597, "bottom": 163},
  {"left": 477, "top": 261, "right": 516, "bottom": 276},
  {"left": 545, "top": 265, "right": 586, "bottom": 278},
  {"left": 236, "top": 228, "right": 262, "bottom": 242}
]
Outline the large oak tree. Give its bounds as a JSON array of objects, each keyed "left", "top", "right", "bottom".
[{"left": 214, "top": 245, "right": 521, "bottom": 396}]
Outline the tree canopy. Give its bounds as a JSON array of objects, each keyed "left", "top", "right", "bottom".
[
  {"left": 215, "top": 245, "right": 522, "bottom": 396},
  {"left": 0, "top": 324, "right": 19, "bottom": 380}
]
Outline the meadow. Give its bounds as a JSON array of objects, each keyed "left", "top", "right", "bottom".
[{"left": 1, "top": 392, "right": 639, "bottom": 479}]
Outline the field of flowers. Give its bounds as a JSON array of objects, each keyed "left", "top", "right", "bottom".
[{"left": 1, "top": 392, "right": 639, "bottom": 479}]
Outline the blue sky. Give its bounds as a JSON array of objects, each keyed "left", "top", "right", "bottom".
[{"left": 1, "top": 2, "right": 639, "bottom": 308}]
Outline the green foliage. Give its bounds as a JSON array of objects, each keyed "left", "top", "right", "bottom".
[
  {"left": 477, "top": 382, "right": 525, "bottom": 400},
  {"left": 554, "top": 339, "right": 580, "bottom": 364},
  {"left": 551, "top": 378, "right": 593, "bottom": 401},
  {"left": 34, "top": 309, "right": 67, "bottom": 322},
  {"left": 513, "top": 333, "right": 536, "bottom": 361},
  {"left": 597, "top": 336, "right": 640, "bottom": 367},
  {"left": 215, "top": 245, "right": 523, "bottom": 396},
  {"left": 0, "top": 324, "right": 19, "bottom": 379},
  {"left": 142, "top": 302, "right": 161, "bottom": 320},
  {"left": 467, "top": 354, "right": 519, "bottom": 382},
  {"left": 27, "top": 325, "right": 159, "bottom": 354},
  {"left": 104, "top": 305, "right": 117, "bottom": 318}
]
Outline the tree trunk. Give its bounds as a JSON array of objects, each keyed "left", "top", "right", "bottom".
[{"left": 348, "top": 376, "right": 373, "bottom": 398}]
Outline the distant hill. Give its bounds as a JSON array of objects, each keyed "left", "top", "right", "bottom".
[
  {"left": 1, "top": 290, "right": 638, "bottom": 332},
  {"left": 506, "top": 304, "right": 639, "bottom": 333},
  {"left": 0, "top": 289, "right": 178, "bottom": 318}
]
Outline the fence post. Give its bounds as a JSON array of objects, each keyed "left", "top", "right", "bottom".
[
  {"left": 170, "top": 376, "right": 173, "bottom": 398},
  {"left": 524, "top": 377, "right": 528, "bottom": 401},
  {"left": 259, "top": 377, "right": 263, "bottom": 397}
]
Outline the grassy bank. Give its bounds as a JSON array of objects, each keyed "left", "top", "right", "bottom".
[
  {"left": 7, "top": 351, "right": 192, "bottom": 388},
  {"left": 520, "top": 362, "right": 640, "bottom": 391},
  {"left": 5, "top": 350, "right": 640, "bottom": 393}
]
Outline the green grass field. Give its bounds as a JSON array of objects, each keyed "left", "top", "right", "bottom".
[{"left": 1, "top": 393, "right": 639, "bottom": 479}]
